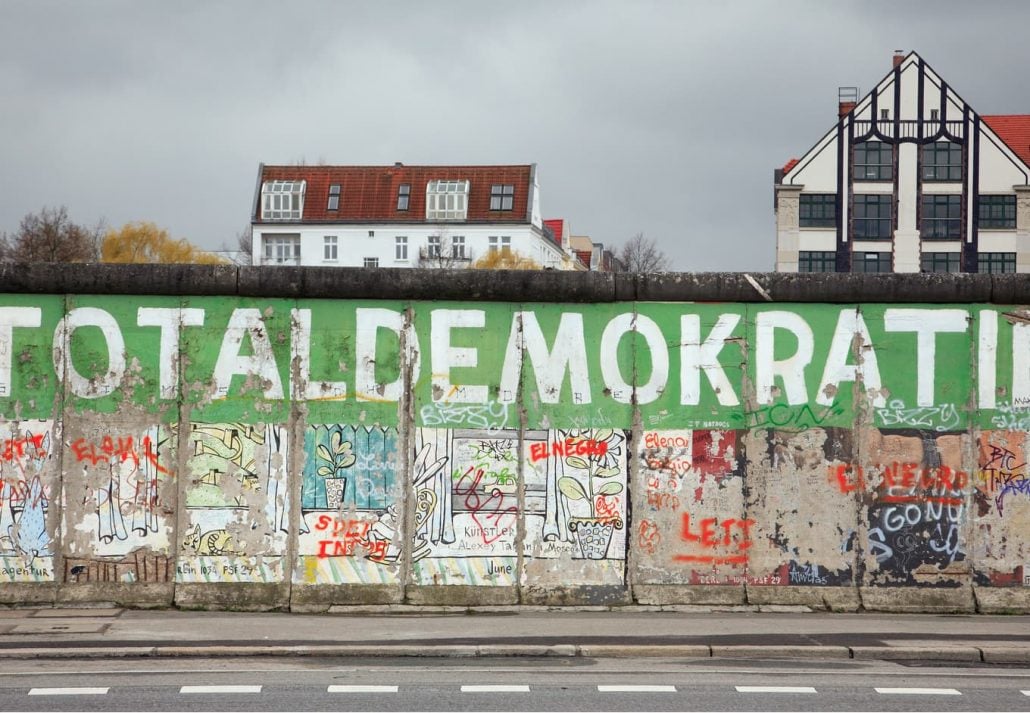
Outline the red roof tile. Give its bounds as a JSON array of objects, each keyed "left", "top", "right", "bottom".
[
  {"left": 574, "top": 249, "right": 592, "bottom": 268},
  {"left": 982, "top": 115, "right": 1030, "bottom": 168},
  {"left": 781, "top": 158, "right": 799, "bottom": 175},
  {"left": 256, "top": 165, "right": 533, "bottom": 223}
]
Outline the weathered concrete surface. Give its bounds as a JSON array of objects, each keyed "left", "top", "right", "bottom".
[{"left": 0, "top": 265, "right": 1024, "bottom": 611}]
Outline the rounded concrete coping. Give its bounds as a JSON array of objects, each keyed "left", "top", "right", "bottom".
[{"left": 0, "top": 264, "right": 1024, "bottom": 304}]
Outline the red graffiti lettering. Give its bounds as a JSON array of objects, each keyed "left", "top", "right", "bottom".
[
  {"left": 674, "top": 514, "right": 754, "bottom": 566},
  {"left": 528, "top": 438, "right": 609, "bottom": 463}
]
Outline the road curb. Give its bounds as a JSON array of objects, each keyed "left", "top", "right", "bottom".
[
  {"left": 849, "top": 646, "right": 983, "bottom": 662},
  {"left": 711, "top": 645, "right": 851, "bottom": 659}
]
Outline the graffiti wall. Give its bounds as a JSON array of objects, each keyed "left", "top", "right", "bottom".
[{"left": 0, "top": 291, "right": 1028, "bottom": 610}]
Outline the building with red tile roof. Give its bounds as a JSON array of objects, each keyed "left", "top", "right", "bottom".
[
  {"left": 251, "top": 163, "right": 578, "bottom": 269},
  {"left": 775, "top": 52, "right": 1030, "bottom": 274}
]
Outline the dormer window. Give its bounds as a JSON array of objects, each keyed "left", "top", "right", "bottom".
[
  {"left": 426, "top": 180, "right": 469, "bottom": 220},
  {"left": 397, "top": 184, "right": 410, "bottom": 211},
  {"left": 327, "top": 184, "right": 340, "bottom": 211},
  {"left": 261, "top": 180, "right": 305, "bottom": 220},
  {"left": 490, "top": 184, "right": 514, "bottom": 210}
]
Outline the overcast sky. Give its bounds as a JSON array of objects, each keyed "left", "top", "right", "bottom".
[{"left": 3, "top": 1, "right": 1030, "bottom": 271}]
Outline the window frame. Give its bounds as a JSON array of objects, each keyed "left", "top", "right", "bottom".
[
  {"left": 262, "top": 234, "right": 301, "bottom": 265},
  {"left": 397, "top": 184, "right": 410, "bottom": 211},
  {"left": 425, "top": 180, "right": 469, "bottom": 221},
  {"left": 488, "top": 235, "right": 512, "bottom": 253},
  {"left": 797, "top": 251, "right": 837, "bottom": 272},
  {"left": 853, "top": 141, "right": 893, "bottom": 181},
  {"left": 427, "top": 235, "right": 441, "bottom": 258},
  {"left": 489, "top": 184, "right": 515, "bottom": 211},
  {"left": 920, "top": 252, "right": 960, "bottom": 273},
  {"left": 852, "top": 194, "right": 893, "bottom": 240},
  {"left": 799, "top": 194, "right": 836, "bottom": 228},
  {"left": 327, "top": 184, "right": 341, "bottom": 211},
  {"left": 323, "top": 235, "right": 338, "bottom": 261},
  {"left": 921, "top": 142, "right": 962, "bottom": 182},
  {"left": 852, "top": 251, "right": 893, "bottom": 273},
  {"left": 363, "top": 257, "right": 380, "bottom": 268},
  {"left": 978, "top": 252, "right": 1016, "bottom": 274},
  {"left": 451, "top": 235, "right": 466, "bottom": 259},
  {"left": 978, "top": 195, "right": 1017, "bottom": 229},
  {"left": 395, "top": 236, "right": 408, "bottom": 261},
  {"left": 260, "top": 180, "right": 306, "bottom": 220},
  {"left": 920, "top": 194, "right": 962, "bottom": 239}
]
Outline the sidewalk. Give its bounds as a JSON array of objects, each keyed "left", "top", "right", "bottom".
[{"left": 1, "top": 606, "right": 1028, "bottom": 663}]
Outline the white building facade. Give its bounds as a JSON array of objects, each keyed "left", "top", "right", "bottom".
[
  {"left": 775, "top": 51, "right": 1030, "bottom": 273},
  {"left": 251, "top": 164, "right": 576, "bottom": 270}
]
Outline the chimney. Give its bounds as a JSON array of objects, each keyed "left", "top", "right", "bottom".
[
  {"left": 838, "top": 86, "right": 858, "bottom": 118},
  {"left": 893, "top": 50, "right": 905, "bottom": 68}
]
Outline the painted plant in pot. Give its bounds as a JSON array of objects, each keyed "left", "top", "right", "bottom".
[
  {"left": 316, "top": 430, "right": 356, "bottom": 508},
  {"left": 557, "top": 429, "right": 625, "bottom": 559}
]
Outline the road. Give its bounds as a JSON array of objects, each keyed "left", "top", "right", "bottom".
[{"left": 0, "top": 655, "right": 1028, "bottom": 711}]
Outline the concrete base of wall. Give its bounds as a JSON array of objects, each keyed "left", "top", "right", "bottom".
[
  {"left": 174, "top": 583, "right": 290, "bottom": 611},
  {"left": 290, "top": 584, "right": 403, "bottom": 607},
  {"left": 57, "top": 583, "right": 172, "bottom": 608},
  {"left": 974, "top": 587, "right": 1030, "bottom": 614},
  {"left": 859, "top": 585, "right": 976, "bottom": 613},
  {"left": 0, "top": 584, "right": 57, "bottom": 606},
  {"left": 633, "top": 585, "right": 747, "bottom": 606},
  {"left": 521, "top": 585, "right": 632, "bottom": 607},
  {"left": 405, "top": 585, "right": 518, "bottom": 606},
  {"left": 746, "top": 586, "right": 860, "bottom": 612}
]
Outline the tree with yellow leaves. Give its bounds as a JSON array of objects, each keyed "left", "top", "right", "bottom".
[
  {"left": 101, "top": 222, "right": 225, "bottom": 264},
  {"left": 472, "top": 249, "right": 540, "bottom": 270}
]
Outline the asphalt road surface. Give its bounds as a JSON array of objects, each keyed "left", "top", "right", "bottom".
[{"left": 1, "top": 655, "right": 1028, "bottom": 712}]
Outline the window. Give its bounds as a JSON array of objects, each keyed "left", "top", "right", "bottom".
[
  {"left": 426, "top": 180, "right": 469, "bottom": 220},
  {"left": 921, "top": 194, "right": 961, "bottom": 239},
  {"left": 979, "top": 195, "right": 1016, "bottom": 229},
  {"left": 260, "top": 180, "right": 306, "bottom": 220},
  {"left": 323, "top": 235, "right": 338, "bottom": 261},
  {"left": 488, "top": 235, "right": 511, "bottom": 253},
  {"left": 921, "top": 252, "right": 960, "bottom": 273},
  {"left": 327, "top": 184, "right": 340, "bottom": 211},
  {"left": 452, "top": 235, "right": 466, "bottom": 259},
  {"left": 262, "top": 234, "right": 300, "bottom": 265},
  {"left": 880, "top": 109, "right": 889, "bottom": 120},
  {"left": 853, "top": 195, "right": 893, "bottom": 239},
  {"left": 798, "top": 251, "right": 836, "bottom": 272},
  {"left": 490, "top": 184, "right": 514, "bottom": 210},
  {"left": 364, "top": 257, "right": 379, "bottom": 268},
  {"left": 922, "top": 142, "right": 962, "bottom": 181},
  {"left": 852, "top": 252, "right": 892, "bottom": 273},
  {"left": 799, "top": 194, "right": 836, "bottom": 228},
  {"left": 853, "top": 141, "right": 893, "bottom": 181},
  {"left": 930, "top": 109, "right": 940, "bottom": 120},
  {"left": 978, "top": 252, "right": 1016, "bottom": 273},
  {"left": 397, "top": 184, "right": 410, "bottom": 211},
  {"left": 395, "top": 236, "right": 408, "bottom": 261},
  {"left": 427, "top": 235, "right": 441, "bottom": 258}
]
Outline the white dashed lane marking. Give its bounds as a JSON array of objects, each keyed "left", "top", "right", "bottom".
[
  {"left": 875, "top": 687, "right": 961, "bottom": 695},
  {"left": 180, "top": 685, "right": 262, "bottom": 694},
  {"left": 460, "top": 685, "right": 531, "bottom": 692},
  {"left": 736, "top": 686, "right": 817, "bottom": 693},
  {"left": 327, "top": 685, "right": 399, "bottom": 693},
  {"left": 598, "top": 685, "right": 677, "bottom": 692},
  {"left": 28, "top": 687, "right": 109, "bottom": 696}
]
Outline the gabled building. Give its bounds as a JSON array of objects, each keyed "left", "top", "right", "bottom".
[
  {"left": 775, "top": 51, "right": 1030, "bottom": 273},
  {"left": 251, "top": 163, "right": 574, "bottom": 269}
]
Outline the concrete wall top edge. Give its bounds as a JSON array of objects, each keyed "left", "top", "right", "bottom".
[{"left": 0, "top": 263, "right": 1022, "bottom": 303}]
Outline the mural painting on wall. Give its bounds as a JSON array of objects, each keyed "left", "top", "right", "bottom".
[
  {"left": 410, "top": 427, "right": 627, "bottom": 586},
  {"left": 296, "top": 424, "right": 402, "bottom": 585},
  {"left": 177, "top": 422, "right": 289, "bottom": 583},
  {"left": 63, "top": 424, "right": 176, "bottom": 583},
  {"left": 0, "top": 421, "right": 54, "bottom": 582}
]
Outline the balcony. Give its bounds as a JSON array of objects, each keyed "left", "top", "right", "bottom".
[{"left": 853, "top": 119, "right": 965, "bottom": 141}]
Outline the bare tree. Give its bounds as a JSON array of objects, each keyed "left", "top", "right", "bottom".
[
  {"left": 235, "top": 225, "right": 253, "bottom": 265},
  {"left": 3, "top": 206, "right": 102, "bottom": 262},
  {"left": 416, "top": 231, "right": 474, "bottom": 269},
  {"left": 617, "top": 232, "right": 670, "bottom": 272}
]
